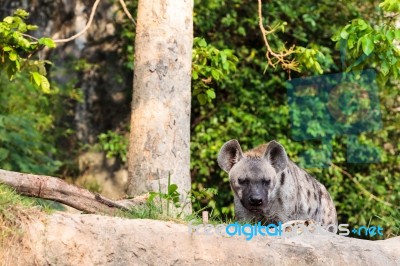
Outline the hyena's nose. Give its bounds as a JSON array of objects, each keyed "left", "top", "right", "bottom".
[{"left": 249, "top": 196, "right": 263, "bottom": 206}]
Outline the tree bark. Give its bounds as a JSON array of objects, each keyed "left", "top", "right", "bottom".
[
  {"left": 0, "top": 169, "right": 130, "bottom": 215},
  {"left": 127, "top": 0, "right": 193, "bottom": 213}
]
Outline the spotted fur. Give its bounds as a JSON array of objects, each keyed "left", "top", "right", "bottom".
[{"left": 217, "top": 139, "right": 337, "bottom": 228}]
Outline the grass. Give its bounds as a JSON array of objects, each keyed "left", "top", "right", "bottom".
[
  {"left": 0, "top": 184, "right": 44, "bottom": 263},
  {"left": 367, "top": 214, "right": 400, "bottom": 239},
  {"left": 0, "top": 184, "right": 59, "bottom": 243},
  {"left": 1, "top": 182, "right": 397, "bottom": 242},
  {"left": 121, "top": 200, "right": 400, "bottom": 241}
]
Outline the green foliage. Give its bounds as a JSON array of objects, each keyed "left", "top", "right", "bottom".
[
  {"left": 147, "top": 173, "right": 185, "bottom": 217},
  {"left": 1, "top": 2, "right": 398, "bottom": 240},
  {"left": 295, "top": 46, "right": 325, "bottom": 74},
  {"left": 0, "top": 184, "right": 34, "bottom": 210},
  {"left": 332, "top": 16, "right": 400, "bottom": 84},
  {"left": 123, "top": 201, "right": 163, "bottom": 220},
  {"left": 0, "top": 9, "right": 80, "bottom": 176},
  {"left": 0, "top": 74, "right": 61, "bottom": 174},
  {"left": 0, "top": 184, "right": 58, "bottom": 216},
  {"left": 192, "top": 37, "right": 238, "bottom": 105},
  {"left": 145, "top": 174, "right": 217, "bottom": 219},
  {"left": 379, "top": 0, "right": 400, "bottom": 12},
  {"left": 98, "top": 131, "right": 128, "bottom": 162},
  {"left": 190, "top": 0, "right": 400, "bottom": 239},
  {"left": 190, "top": 187, "right": 218, "bottom": 214},
  {"left": 0, "top": 9, "right": 55, "bottom": 93}
]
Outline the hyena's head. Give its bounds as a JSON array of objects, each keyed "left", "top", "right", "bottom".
[{"left": 217, "top": 140, "right": 288, "bottom": 213}]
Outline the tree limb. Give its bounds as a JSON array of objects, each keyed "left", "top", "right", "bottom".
[
  {"left": 257, "top": 0, "right": 298, "bottom": 72},
  {"left": 119, "top": 0, "right": 136, "bottom": 26},
  {"left": 0, "top": 169, "right": 130, "bottom": 215},
  {"left": 52, "top": 0, "right": 101, "bottom": 43}
]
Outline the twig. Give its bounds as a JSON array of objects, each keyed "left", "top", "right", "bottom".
[
  {"left": 257, "top": 0, "right": 297, "bottom": 72},
  {"left": 52, "top": 0, "right": 101, "bottom": 43},
  {"left": 21, "top": 33, "right": 39, "bottom": 42},
  {"left": 119, "top": 0, "right": 136, "bottom": 26},
  {"left": 331, "top": 163, "right": 397, "bottom": 208},
  {"left": 18, "top": 0, "right": 135, "bottom": 48}
]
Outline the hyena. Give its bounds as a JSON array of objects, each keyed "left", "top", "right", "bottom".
[{"left": 217, "top": 139, "right": 337, "bottom": 228}]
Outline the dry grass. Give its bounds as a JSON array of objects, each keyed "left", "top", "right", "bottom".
[{"left": 0, "top": 184, "right": 42, "bottom": 266}]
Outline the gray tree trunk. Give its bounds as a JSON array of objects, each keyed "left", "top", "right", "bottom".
[{"left": 127, "top": 0, "right": 193, "bottom": 213}]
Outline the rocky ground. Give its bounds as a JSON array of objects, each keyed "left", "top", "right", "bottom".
[{"left": 2, "top": 212, "right": 399, "bottom": 266}]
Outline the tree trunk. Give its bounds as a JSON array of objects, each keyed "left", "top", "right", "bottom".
[{"left": 127, "top": 0, "right": 193, "bottom": 213}]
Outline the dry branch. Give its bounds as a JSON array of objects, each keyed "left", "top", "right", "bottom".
[
  {"left": 0, "top": 169, "right": 129, "bottom": 215},
  {"left": 257, "top": 0, "right": 298, "bottom": 72}
]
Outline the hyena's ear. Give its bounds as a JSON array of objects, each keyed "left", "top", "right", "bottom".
[
  {"left": 264, "top": 140, "right": 288, "bottom": 173},
  {"left": 217, "top": 139, "right": 244, "bottom": 173}
]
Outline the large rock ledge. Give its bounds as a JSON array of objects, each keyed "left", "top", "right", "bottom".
[{"left": 5, "top": 213, "right": 400, "bottom": 265}]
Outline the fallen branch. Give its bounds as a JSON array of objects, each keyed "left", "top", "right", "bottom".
[{"left": 0, "top": 169, "right": 130, "bottom": 215}]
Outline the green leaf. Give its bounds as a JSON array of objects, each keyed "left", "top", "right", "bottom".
[
  {"left": 14, "top": 9, "right": 29, "bottom": 19},
  {"left": 340, "top": 28, "right": 349, "bottom": 39},
  {"left": 168, "top": 184, "right": 178, "bottom": 195},
  {"left": 386, "top": 30, "right": 395, "bottom": 42},
  {"left": 357, "top": 19, "right": 369, "bottom": 30},
  {"left": 27, "top": 25, "right": 38, "bottom": 31},
  {"left": 147, "top": 192, "right": 158, "bottom": 203},
  {"left": 3, "top": 16, "right": 13, "bottom": 24},
  {"left": 198, "top": 38, "right": 207, "bottom": 48},
  {"left": 379, "top": 0, "right": 400, "bottom": 12},
  {"left": 30, "top": 72, "right": 41, "bottom": 86},
  {"left": 40, "top": 75, "right": 51, "bottom": 93},
  {"left": 211, "top": 69, "right": 220, "bottom": 80},
  {"left": 18, "top": 22, "right": 27, "bottom": 32},
  {"left": 237, "top": 26, "right": 246, "bottom": 36},
  {"left": 197, "top": 93, "right": 208, "bottom": 105},
  {"left": 0, "top": 148, "right": 9, "bottom": 161},
  {"left": 8, "top": 51, "right": 17, "bottom": 61},
  {"left": 395, "top": 29, "right": 400, "bottom": 40},
  {"left": 39, "top": 38, "right": 56, "bottom": 48},
  {"left": 192, "top": 71, "right": 198, "bottom": 80},
  {"left": 381, "top": 61, "right": 389, "bottom": 76},
  {"left": 361, "top": 37, "right": 374, "bottom": 55},
  {"left": 206, "top": 89, "right": 216, "bottom": 99},
  {"left": 193, "top": 88, "right": 202, "bottom": 96},
  {"left": 314, "top": 62, "right": 323, "bottom": 74}
]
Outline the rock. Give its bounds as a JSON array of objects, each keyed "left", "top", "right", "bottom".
[{"left": 6, "top": 212, "right": 400, "bottom": 265}]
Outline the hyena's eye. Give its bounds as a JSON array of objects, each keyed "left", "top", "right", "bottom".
[
  {"left": 262, "top": 179, "right": 271, "bottom": 186},
  {"left": 238, "top": 178, "right": 249, "bottom": 185}
]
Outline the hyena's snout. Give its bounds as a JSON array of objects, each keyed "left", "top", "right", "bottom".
[
  {"left": 249, "top": 194, "right": 263, "bottom": 206},
  {"left": 243, "top": 186, "right": 268, "bottom": 210}
]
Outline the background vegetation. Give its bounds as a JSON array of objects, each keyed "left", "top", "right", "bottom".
[
  {"left": 189, "top": 0, "right": 400, "bottom": 239},
  {"left": 0, "top": 0, "right": 399, "bottom": 239}
]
